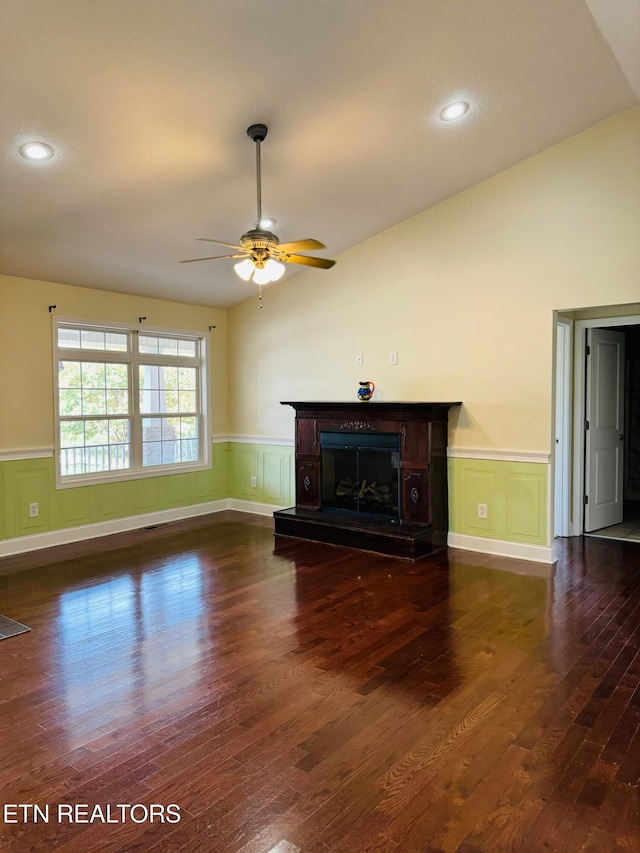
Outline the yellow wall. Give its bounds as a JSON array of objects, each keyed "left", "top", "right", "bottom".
[
  {"left": 0, "top": 275, "right": 229, "bottom": 450},
  {"left": 227, "top": 107, "right": 640, "bottom": 452},
  {"left": 2, "top": 108, "right": 639, "bottom": 559}
]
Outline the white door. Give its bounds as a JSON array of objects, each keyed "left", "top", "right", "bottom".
[{"left": 585, "top": 328, "right": 625, "bottom": 531}]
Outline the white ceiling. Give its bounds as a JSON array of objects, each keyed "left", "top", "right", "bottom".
[{"left": 1, "top": 0, "right": 638, "bottom": 309}]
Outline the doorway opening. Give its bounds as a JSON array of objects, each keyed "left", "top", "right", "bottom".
[
  {"left": 555, "top": 311, "right": 640, "bottom": 542},
  {"left": 584, "top": 324, "right": 640, "bottom": 541}
]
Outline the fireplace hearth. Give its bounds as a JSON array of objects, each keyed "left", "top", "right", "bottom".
[{"left": 273, "top": 401, "right": 461, "bottom": 559}]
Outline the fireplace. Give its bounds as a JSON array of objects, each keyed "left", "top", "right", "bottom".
[
  {"left": 320, "top": 431, "right": 400, "bottom": 520},
  {"left": 273, "top": 401, "right": 461, "bottom": 559}
]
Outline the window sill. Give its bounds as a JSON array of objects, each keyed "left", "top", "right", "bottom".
[{"left": 55, "top": 460, "right": 212, "bottom": 489}]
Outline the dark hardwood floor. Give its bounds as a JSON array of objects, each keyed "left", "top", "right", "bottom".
[{"left": 1, "top": 511, "right": 639, "bottom": 852}]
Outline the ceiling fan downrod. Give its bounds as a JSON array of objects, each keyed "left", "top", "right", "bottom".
[{"left": 247, "top": 123, "right": 268, "bottom": 227}]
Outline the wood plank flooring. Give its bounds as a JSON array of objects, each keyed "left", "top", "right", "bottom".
[{"left": 0, "top": 511, "right": 639, "bottom": 852}]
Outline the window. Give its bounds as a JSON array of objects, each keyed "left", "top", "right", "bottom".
[{"left": 54, "top": 320, "right": 209, "bottom": 487}]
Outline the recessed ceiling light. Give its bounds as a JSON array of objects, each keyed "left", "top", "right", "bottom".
[
  {"left": 439, "top": 102, "right": 470, "bottom": 122},
  {"left": 19, "top": 141, "right": 55, "bottom": 161},
  {"left": 258, "top": 217, "right": 276, "bottom": 229}
]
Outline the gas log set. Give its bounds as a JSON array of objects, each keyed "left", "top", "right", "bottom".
[{"left": 335, "top": 478, "right": 394, "bottom": 506}]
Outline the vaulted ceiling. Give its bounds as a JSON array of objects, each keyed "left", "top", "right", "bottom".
[{"left": 1, "top": 0, "right": 638, "bottom": 308}]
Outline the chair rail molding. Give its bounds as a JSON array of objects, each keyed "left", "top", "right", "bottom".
[
  {"left": 447, "top": 448, "right": 550, "bottom": 464},
  {"left": 0, "top": 449, "right": 54, "bottom": 462}
]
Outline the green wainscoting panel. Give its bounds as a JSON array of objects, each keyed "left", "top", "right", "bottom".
[
  {"left": 461, "top": 468, "right": 499, "bottom": 537},
  {"left": 263, "top": 451, "right": 286, "bottom": 505},
  {"left": 211, "top": 442, "right": 231, "bottom": 500},
  {"left": 506, "top": 471, "right": 546, "bottom": 543},
  {"left": 0, "top": 443, "right": 293, "bottom": 546},
  {"left": 59, "top": 486, "right": 91, "bottom": 528},
  {"left": 449, "top": 457, "right": 548, "bottom": 546},
  {"left": 234, "top": 448, "right": 259, "bottom": 501},
  {"left": 14, "top": 464, "right": 53, "bottom": 535},
  {"left": 91, "top": 480, "right": 133, "bottom": 521},
  {"left": 134, "top": 476, "right": 165, "bottom": 514},
  {"left": 0, "top": 471, "right": 4, "bottom": 538},
  {"left": 187, "top": 470, "right": 214, "bottom": 503},
  {"left": 229, "top": 443, "right": 294, "bottom": 507},
  {"left": 1, "top": 459, "right": 53, "bottom": 539},
  {"left": 164, "top": 472, "right": 192, "bottom": 508},
  {"left": 0, "top": 447, "right": 229, "bottom": 544}
]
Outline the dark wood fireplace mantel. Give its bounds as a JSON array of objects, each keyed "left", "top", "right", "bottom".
[
  {"left": 281, "top": 401, "right": 459, "bottom": 412},
  {"left": 274, "top": 401, "right": 461, "bottom": 559}
]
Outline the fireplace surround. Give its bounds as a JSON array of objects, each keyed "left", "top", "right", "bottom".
[{"left": 273, "top": 401, "right": 461, "bottom": 559}]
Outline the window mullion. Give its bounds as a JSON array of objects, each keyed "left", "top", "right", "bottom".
[
  {"left": 131, "top": 337, "right": 142, "bottom": 471},
  {"left": 196, "top": 365, "right": 204, "bottom": 463},
  {"left": 57, "top": 349, "right": 131, "bottom": 364}
]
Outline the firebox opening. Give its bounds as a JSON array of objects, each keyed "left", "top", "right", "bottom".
[{"left": 320, "top": 431, "right": 400, "bottom": 520}]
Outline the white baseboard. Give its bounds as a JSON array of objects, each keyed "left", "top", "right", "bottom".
[
  {"left": 227, "top": 499, "right": 286, "bottom": 516},
  {"left": 447, "top": 532, "right": 556, "bottom": 570},
  {"left": 0, "top": 502, "right": 556, "bottom": 572},
  {"left": 0, "top": 500, "right": 231, "bottom": 558},
  {"left": 0, "top": 499, "right": 288, "bottom": 559}
]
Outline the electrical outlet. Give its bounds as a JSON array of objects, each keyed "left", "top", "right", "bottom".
[
  {"left": 389, "top": 351, "right": 398, "bottom": 365},
  {"left": 356, "top": 353, "right": 363, "bottom": 366},
  {"left": 250, "top": 476, "right": 257, "bottom": 488},
  {"left": 29, "top": 502, "right": 39, "bottom": 518},
  {"left": 477, "top": 503, "right": 488, "bottom": 519}
]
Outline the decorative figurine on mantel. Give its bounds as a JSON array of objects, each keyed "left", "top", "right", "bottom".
[{"left": 357, "top": 381, "right": 375, "bottom": 402}]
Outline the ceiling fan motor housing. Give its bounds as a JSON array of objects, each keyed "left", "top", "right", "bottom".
[
  {"left": 241, "top": 228, "right": 279, "bottom": 267},
  {"left": 241, "top": 228, "right": 279, "bottom": 249}
]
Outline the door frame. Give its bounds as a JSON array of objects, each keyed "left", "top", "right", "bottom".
[
  {"left": 555, "top": 318, "right": 573, "bottom": 537},
  {"left": 571, "top": 314, "right": 640, "bottom": 536}
]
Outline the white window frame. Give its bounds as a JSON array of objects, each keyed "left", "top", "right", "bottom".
[{"left": 53, "top": 316, "right": 211, "bottom": 489}]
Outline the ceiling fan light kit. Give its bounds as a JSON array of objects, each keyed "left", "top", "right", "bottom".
[
  {"left": 234, "top": 256, "right": 285, "bottom": 283},
  {"left": 181, "top": 123, "right": 335, "bottom": 303}
]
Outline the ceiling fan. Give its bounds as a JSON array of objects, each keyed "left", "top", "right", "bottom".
[{"left": 180, "top": 123, "right": 336, "bottom": 290}]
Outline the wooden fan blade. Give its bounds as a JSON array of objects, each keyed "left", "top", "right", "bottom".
[
  {"left": 180, "top": 254, "right": 245, "bottom": 263},
  {"left": 276, "top": 238, "right": 326, "bottom": 253},
  {"left": 281, "top": 254, "right": 336, "bottom": 269},
  {"left": 196, "top": 238, "right": 244, "bottom": 250}
]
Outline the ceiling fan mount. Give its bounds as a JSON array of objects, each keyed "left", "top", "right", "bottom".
[
  {"left": 246, "top": 123, "right": 268, "bottom": 143},
  {"left": 180, "top": 123, "right": 336, "bottom": 282}
]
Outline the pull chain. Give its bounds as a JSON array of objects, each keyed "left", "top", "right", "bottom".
[{"left": 259, "top": 283, "right": 263, "bottom": 308}]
